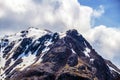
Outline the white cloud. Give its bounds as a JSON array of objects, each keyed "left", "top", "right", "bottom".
[
  {"left": 3, "top": 0, "right": 29, "bottom": 13},
  {"left": 0, "top": 0, "right": 93, "bottom": 34},
  {"left": 93, "top": 5, "right": 104, "bottom": 18},
  {"left": 85, "top": 25, "right": 120, "bottom": 60},
  {"left": 0, "top": 0, "right": 120, "bottom": 67}
]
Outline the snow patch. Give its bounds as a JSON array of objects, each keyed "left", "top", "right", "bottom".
[
  {"left": 84, "top": 41, "right": 87, "bottom": 47},
  {"left": 44, "top": 39, "right": 52, "bottom": 46},
  {"left": 0, "top": 54, "right": 7, "bottom": 74},
  {"left": 90, "top": 58, "right": 94, "bottom": 63},
  {"left": 71, "top": 48, "right": 76, "bottom": 54},
  {"left": 6, "top": 32, "right": 22, "bottom": 43},
  {"left": 0, "top": 73, "right": 6, "bottom": 80},
  {"left": 83, "top": 47, "right": 90, "bottom": 57},
  {"left": 42, "top": 47, "right": 50, "bottom": 53},
  {"left": 59, "top": 32, "right": 66, "bottom": 38},
  {"left": 27, "top": 28, "right": 48, "bottom": 40},
  {"left": 107, "top": 64, "right": 120, "bottom": 74},
  {"left": 90, "top": 58, "right": 94, "bottom": 62},
  {"left": 14, "top": 52, "right": 36, "bottom": 71}
]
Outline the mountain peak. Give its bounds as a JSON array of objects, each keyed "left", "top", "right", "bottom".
[{"left": 0, "top": 28, "right": 120, "bottom": 80}]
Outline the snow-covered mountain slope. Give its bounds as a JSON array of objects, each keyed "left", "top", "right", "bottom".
[{"left": 0, "top": 28, "right": 120, "bottom": 80}]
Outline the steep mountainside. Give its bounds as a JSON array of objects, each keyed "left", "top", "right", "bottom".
[{"left": 0, "top": 28, "right": 120, "bottom": 80}]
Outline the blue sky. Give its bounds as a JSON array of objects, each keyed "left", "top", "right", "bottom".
[{"left": 78, "top": 0, "right": 120, "bottom": 28}]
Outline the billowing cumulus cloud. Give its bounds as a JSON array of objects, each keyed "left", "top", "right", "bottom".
[
  {"left": 0, "top": 0, "right": 120, "bottom": 67},
  {"left": 0, "top": 0, "right": 93, "bottom": 35},
  {"left": 85, "top": 25, "right": 120, "bottom": 67},
  {"left": 86, "top": 25, "right": 120, "bottom": 58}
]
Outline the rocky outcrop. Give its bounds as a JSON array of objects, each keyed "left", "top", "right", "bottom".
[{"left": 0, "top": 28, "right": 120, "bottom": 80}]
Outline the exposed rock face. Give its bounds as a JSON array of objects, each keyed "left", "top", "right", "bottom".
[{"left": 0, "top": 28, "right": 120, "bottom": 80}]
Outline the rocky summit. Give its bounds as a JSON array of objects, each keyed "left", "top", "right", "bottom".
[{"left": 0, "top": 27, "right": 120, "bottom": 80}]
